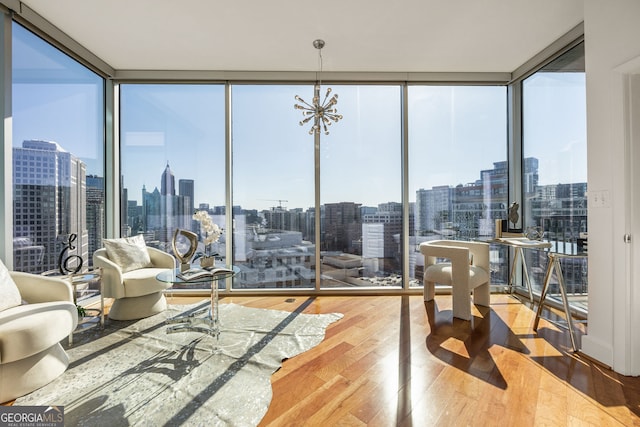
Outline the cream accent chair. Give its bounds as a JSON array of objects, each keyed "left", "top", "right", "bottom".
[
  {"left": 0, "top": 272, "right": 78, "bottom": 403},
  {"left": 420, "top": 240, "right": 491, "bottom": 321},
  {"left": 93, "top": 246, "right": 175, "bottom": 321}
]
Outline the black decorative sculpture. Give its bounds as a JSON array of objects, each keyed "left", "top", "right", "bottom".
[{"left": 58, "top": 233, "right": 83, "bottom": 275}]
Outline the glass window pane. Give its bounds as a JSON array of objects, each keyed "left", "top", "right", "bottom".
[
  {"left": 408, "top": 86, "right": 508, "bottom": 287},
  {"left": 319, "top": 85, "right": 402, "bottom": 288},
  {"left": 120, "top": 84, "right": 225, "bottom": 289},
  {"left": 232, "top": 85, "right": 315, "bottom": 289},
  {"left": 12, "top": 23, "right": 105, "bottom": 277},
  {"left": 522, "top": 42, "right": 587, "bottom": 297}
]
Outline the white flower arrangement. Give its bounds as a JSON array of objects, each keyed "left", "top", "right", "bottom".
[{"left": 193, "top": 210, "right": 222, "bottom": 245}]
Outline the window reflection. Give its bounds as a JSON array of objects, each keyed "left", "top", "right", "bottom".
[
  {"left": 12, "top": 23, "right": 104, "bottom": 276},
  {"left": 320, "top": 86, "right": 403, "bottom": 288},
  {"left": 120, "top": 84, "right": 226, "bottom": 290},
  {"left": 522, "top": 42, "right": 587, "bottom": 297},
  {"left": 231, "top": 85, "right": 316, "bottom": 289},
  {"left": 408, "top": 86, "right": 508, "bottom": 287}
]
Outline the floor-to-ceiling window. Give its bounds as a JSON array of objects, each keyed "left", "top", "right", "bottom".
[
  {"left": 231, "top": 84, "right": 404, "bottom": 290},
  {"left": 521, "top": 42, "right": 587, "bottom": 300},
  {"left": 119, "top": 84, "right": 226, "bottom": 290},
  {"left": 231, "top": 85, "right": 315, "bottom": 289},
  {"left": 407, "top": 85, "right": 508, "bottom": 287},
  {"left": 11, "top": 23, "right": 105, "bottom": 279},
  {"left": 118, "top": 83, "right": 511, "bottom": 291},
  {"left": 2, "top": 13, "right": 587, "bottom": 297},
  {"left": 318, "top": 85, "right": 402, "bottom": 288}
]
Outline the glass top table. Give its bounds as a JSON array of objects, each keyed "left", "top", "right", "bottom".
[
  {"left": 533, "top": 249, "right": 588, "bottom": 352},
  {"left": 42, "top": 269, "right": 103, "bottom": 345},
  {"left": 482, "top": 237, "right": 552, "bottom": 302},
  {"left": 156, "top": 265, "right": 238, "bottom": 339},
  {"left": 483, "top": 237, "right": 587, "bottom": 352}
]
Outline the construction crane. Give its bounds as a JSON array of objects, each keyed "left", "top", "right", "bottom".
[{"left": 261, "top": 199, "right": 288, "bottom": 210}]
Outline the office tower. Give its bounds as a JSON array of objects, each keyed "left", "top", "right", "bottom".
[
  {"left": 13, "top": 140, "right": 88, "bottom": 273},
  {"left": 178, "top": 178, "right": 195, "bottom": 230},
  {"left": 86, "top": 175, "right": 105, "bottom": 266},
  {"left": 161, "top": 162, "right": 175, "bottom": 196},
  {"left": 263, "top": 206, "right": 289, "bottom": 231},
  {"left": 362, "top": 203, "right": 404, "bottom": 275},
  {"left": 127, "top": 200, "right": 142, "bottom": 235},
  {"left": 159, "top": 164, "right": 178, "bottom": 242},
  {"left": 323, "top": 202, "right": 362, "bottom": 253},
  {"left": 142, "top": 184, "right": 161, "bottom": 235}
]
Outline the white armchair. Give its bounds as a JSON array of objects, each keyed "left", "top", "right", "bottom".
[
  {"left": 420, "top": 240, "right": 491, "bottom": 321},
  {"left": 0, "top": 268, "right": 78, "bottom": 403},
  {"left": 94, "top": 243, "right": 175, "bottom": 321}
]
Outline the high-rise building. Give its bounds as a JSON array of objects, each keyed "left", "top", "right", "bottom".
[
  {"left": 159, "top": 164, "right": 179, "bottom": 242},
  {"left": 178, "top": 178, "right": 195, "bottom": 230},
  {"left": 86, "top": 175, "right": 104, "bottom": 266},
  {"left": 161, "top": 162, "right": 175, "bottom": 196},
  {"left": 361, "top": 202, "right": 409, "bottom": 276},
  {"left": 323, "top": 202, "right": 362, "bottom": 253},
  {"left": 142, "top": 184, "right": 161, "bottom": 234},
  {"left": 416, "top": 185, "right": 452, "bottom": 235},
  {"left": 13, "top": 140, "right": 88, "bottom": 273}
]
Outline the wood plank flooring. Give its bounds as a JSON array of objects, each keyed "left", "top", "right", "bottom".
[
  {"left": 5, "top": 294, "right": 640, "bottom": 426},
  {"left": 214, "top": 294, "right": 640, "bottom": 427}
]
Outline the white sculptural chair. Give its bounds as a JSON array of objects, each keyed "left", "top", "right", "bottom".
[
  {"left": 0, "top": 270, "right": 78, "bottom": 403},
  {"left": 94, "top": 243, "right": 175, "bottom": 321},
  {"left": 420, "top": 240, "right": 491, "bottom": 321}
]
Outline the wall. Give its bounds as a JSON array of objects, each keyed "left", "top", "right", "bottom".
[{"left": 582, "top": 0, "right": 640, "bottom": 375}]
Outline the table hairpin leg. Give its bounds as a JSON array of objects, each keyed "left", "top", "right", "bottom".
[
  {"left": 508, "top": 246, "right": 534, "bottom": 303},
  {"left": 533, "top": 253, "right": 579, "bottom": 352}
]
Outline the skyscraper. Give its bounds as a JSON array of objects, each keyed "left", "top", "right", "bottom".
[
  {"left": 161, "top": 162, "right": 175, "bottom": 196},
  {"left": 323, "top": 202, "right": 362, "bottom": 253},
  {"left": 13, "top": 140, "right": 88, "bottom": 273},
  {"left": 86, "top": 174, "right": 104, "bottom": 266},
  {"left": 178, "top": 178, "right": 195, "bottom": 230}
]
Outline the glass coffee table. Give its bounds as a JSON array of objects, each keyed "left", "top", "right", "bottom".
[
  {"left": 42, "top": 269, "right": 103, "bottom": 345},
  {"left": 156, "top": 265, "right": 238, "bottom": 339}
]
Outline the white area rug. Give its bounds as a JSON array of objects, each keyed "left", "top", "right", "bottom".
[{"left": 15, "top": 301, "right": 342, "bottom": 426}]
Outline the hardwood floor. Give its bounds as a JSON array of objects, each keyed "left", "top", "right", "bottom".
[
  {"left": 211, "top": 294, "right": 640, "bottom": 427},
  {"left": 4, "top": 294, "right": 640, "bottom": 425}
]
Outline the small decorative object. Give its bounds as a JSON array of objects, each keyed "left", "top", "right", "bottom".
[
  {"left": 525, "top": 226, "right": 544, "bottom": 241},
  {"left": 193, "top": 210, "right": 223, "bottom": 268},
  {"left": 504, "top": 201, "right": 523, "bottom": 234},
  {"left": 508, "top": 201, "right": 520, "bottom": 229},
  {"left": 171, "top": 229, "right": 198, "bottom": 272},
  {"left": 58, "top": 233, "right": 83, "bottom": 275}
]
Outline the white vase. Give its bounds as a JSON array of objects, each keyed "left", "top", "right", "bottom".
[{"left": 200, "top": 256, "right": 215, "bottom": 269}]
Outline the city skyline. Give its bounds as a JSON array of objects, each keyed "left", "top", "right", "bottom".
[{"left": 124, "top": 154, "right": 586, "bottom": 218}]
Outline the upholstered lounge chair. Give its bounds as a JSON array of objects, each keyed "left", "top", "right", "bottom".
[
  {"left": 420, "top": 240, "right": 491, "bottom": 321},
  {"left": 0, "top": 264, "right": 78, "bottom": 403},
  {"left": 93, "top": 235, "right": 175, "bottom": 321}
]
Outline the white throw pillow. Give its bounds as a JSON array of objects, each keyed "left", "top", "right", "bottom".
[
  {"left": 103, "top": 235, "right": 152, "bottom": 273},
  {"left": 0, "top": 258, "right": 22, "bottom": 311}
]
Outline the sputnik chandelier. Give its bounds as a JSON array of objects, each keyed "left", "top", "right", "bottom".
[{"left": 294, "top": 39, "right": 343, "bottom": 135}]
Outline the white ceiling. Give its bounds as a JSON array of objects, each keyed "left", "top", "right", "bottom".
[{"left": 18, "top": 0, "right": 584, "bottom": 73}]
